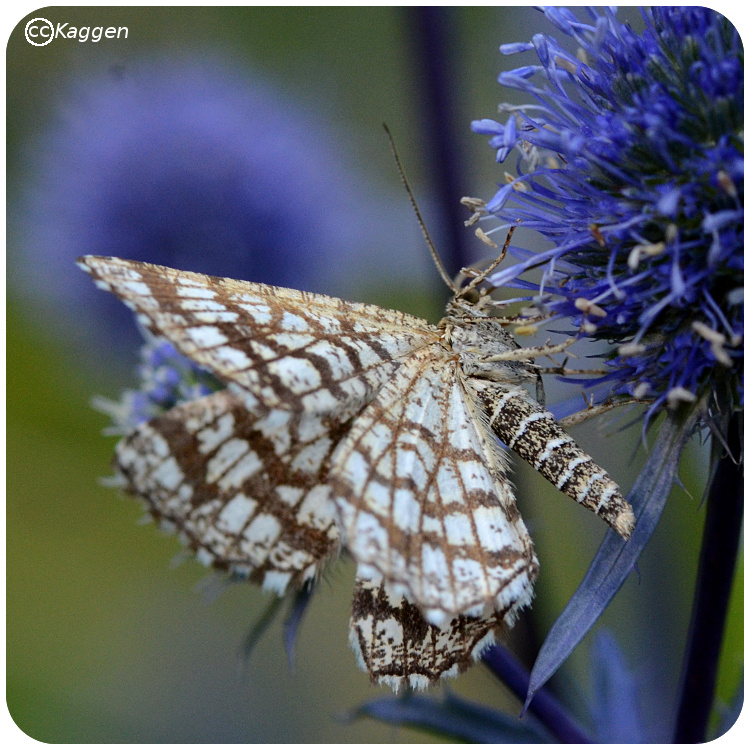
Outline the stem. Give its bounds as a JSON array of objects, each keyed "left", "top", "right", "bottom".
[
  {"left": 405, "top": 6, "right": 474, "bottom": 278},
  {"left": 673, "top": 413, "right": 743, "bottom": 742},
  {"left": 482, "top": 645, "right": 593, "bottom": 743}
]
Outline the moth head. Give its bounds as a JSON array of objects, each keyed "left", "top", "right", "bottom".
[
  {"left": 446, "top": 224, "right": 517, "bottom": 313},
  {"left": 446, "top": 285, "right": 499, "bottom": 319}
]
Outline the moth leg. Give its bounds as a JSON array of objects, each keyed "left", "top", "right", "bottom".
[
  {"left": 558, "top": 397, "right": 648, "bottom": 429},
  {"left": 486, "top": 337, "right": 578, "bottom": 363},
  {"left": 538, "top": 362, "right": 611, "bottom": 377}
]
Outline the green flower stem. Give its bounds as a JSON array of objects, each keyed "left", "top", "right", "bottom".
[{"left": 673, "top": 413, "right": 743, "bottom": 742}]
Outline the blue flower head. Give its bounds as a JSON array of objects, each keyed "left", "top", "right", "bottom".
[
  {"left": 15, "top": 58, "right": 409, "bottom": 353},
  {"left": 94, "top": 338, "right": 222, "bottom": 433},
  {"left": 473, "top": 7, "right": 743, "bottom": 423}
]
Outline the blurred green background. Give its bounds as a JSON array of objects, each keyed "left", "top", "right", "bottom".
[{"left": 7, "top": 6, "right": 742, "bottom": 743}]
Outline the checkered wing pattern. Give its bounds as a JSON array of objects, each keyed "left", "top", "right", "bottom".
[
  {"left": 116, "top": 388, "right": 352, "bottom": 593},
  {"left": 77, "top": 256, "right": 437, "bottom": 420},
  {"left": 330, "top": 346, "right": 539, "bottom": 629},
  {"left": 350, "top": 577, "right": 508, "bottom": 690}
]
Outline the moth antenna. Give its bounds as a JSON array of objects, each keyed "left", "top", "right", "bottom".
[
  {"left": 382, "top": 123, "right": 457, "bottom": 293},
  {"left": 464, "top": 224, "right": 516, "bottom": 294}
]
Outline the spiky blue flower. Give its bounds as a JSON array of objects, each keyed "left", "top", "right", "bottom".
[
  {"left": 473, "top": 7, "right": 743, "bottom": 423},
  {"left": 464, "top": 9, "right": 744, "bottom": 737}
]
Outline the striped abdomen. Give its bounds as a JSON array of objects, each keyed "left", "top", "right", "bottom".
[{"left": 480, "top": 387, "right": 635, "bottom": 539}]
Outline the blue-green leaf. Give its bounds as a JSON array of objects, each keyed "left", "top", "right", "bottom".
[
  {"left": 525, "top": 407, "right": 699, "bottom": 709},
  {"left": 345, "top": 690, "right": 554, "bottom": 744}
]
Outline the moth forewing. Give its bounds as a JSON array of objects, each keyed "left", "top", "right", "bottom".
[
  {"left": 328, "top": 346, "right": 539, "bottom": 629},
  {"left": 77, "top": 255, "right": 437, "bottom": 419}
]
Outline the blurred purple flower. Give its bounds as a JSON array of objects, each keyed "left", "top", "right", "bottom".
[
  {"left": 93, "top": 339, "right": 222, "bottom": 434},
  {"left": 14, "top": 58, "right": 411, "bottom": 353}
]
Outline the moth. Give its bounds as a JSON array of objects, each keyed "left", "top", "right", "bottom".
[{"left": 79, "top": 239, "right": 633, "bottom": 691}]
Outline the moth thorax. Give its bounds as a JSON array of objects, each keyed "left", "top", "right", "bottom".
[{"left": 447, "top": 318, "right": 528, "bottom": 383}]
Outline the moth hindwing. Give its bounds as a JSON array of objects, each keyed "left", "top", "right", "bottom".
[{"left": 79, "top": 254, "right": 633, "bottom": 689}]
